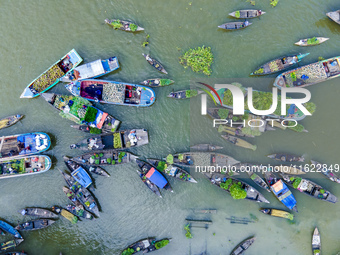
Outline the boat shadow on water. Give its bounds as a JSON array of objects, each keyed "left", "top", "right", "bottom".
[{"left": 315, "top": 17, "right": 340, "bottom": 33}]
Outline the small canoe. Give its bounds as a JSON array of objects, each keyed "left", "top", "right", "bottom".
[
  {"left": 246, "top": 170, "right": 271, "bottom": 192},
  {"left": 250, "top": 53, "right": 310, "bottom": 75},
  {"left": 0, "top": 221, "right": 22, "bottom": 238},
  {"left": 63, "top": 156, "right": 93, "bottom": 188},
  {"left": 88, "top": 166, "right": 110, "bottom": 177},
  {"left": 268, "top": 153, "right": 304, "bottom": 162},
  {"left": 310, "top": 160, "right": 340, "bottom": 184},
  {"left": 105, "top": 19, "right": 144, "bottom": 32},
  {"left": 147, "top": 158, "right": 197, "bottom": 183},
  {"left": 52, "top": 205, "right": 93, "bottom": 220},
  {"left": 61, "top": 56, "right": 119, "bottom": 82},
  {"left": 295, "top": 37, "right": 329, "bottom": 46},
  {"left": 230, "top": 236, "right": 256, "bottom": 255},
  {"left": 15, "top": 219, "right": 56, "bottom": 231},
  {"left": 140, "top": 78, "right": 174, "bottom": 87},
  {"left": 326, "top": 10, "right": 340, "bottom": 25},
  {"left": 221, "top": 134, "right": 257, "bottom": 150},
  {"left": 229, "top": 10, "right": 265, "bottom": 18},
  {"left": 312, "top": 228, "right": 321, "bottom": 255},
  {"left": 136, "top": 168, "right": 162, "bottom": 198},
  {"left": 0, "top": 239, "right": 24, "bottom": 252},
  {"left": 279, "top": 173, "right": 338, "bottom": 203},
  {"left": 51, "top": 206, "right": 78, "bottom": 224},
  {"left": 0, "top": 115, "right": 24, "bottom": 130},
  {"left": 121, "top": 237, "right": 156, "bottom": 255},
  {"left": 190, "top": 144, "right": 223, "bottom": 151},
  {"left": 218, "top": 21, "right": 252, "bottom": 30},
  {"left": 167, "top": 89, "right": 203, "bottom": 99},
  {"left": 20, "top": 208, "right": 58, "bottom": 218},
  {"left": 142, "top": 54, "right": 168, "bottom": 74},
  {"left": 260, "top": 208, "right": 294, "bottom": 220}
]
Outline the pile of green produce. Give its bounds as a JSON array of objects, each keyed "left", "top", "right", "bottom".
[
  {"left": 159, "top": 79, "right": 172, "bottom": 86},
  {"left": 235, "top": 11, "right": 240, "bottom": 18},
  {"left": 307, "top": 37, "right": 319, "bottom": 45},
  {"left": 122, "top": 248, "right": 135, "bottom": 255},
  {"left": 111, "top": 20, "right": 123, "bottom": 29},
  {"left": 31, "top": 64, "right": 65, "bottom": 92},
  {"left": 269, "top": 61, "right": 279, "bottom": 72},
  {"left": 157, "top": 161, "right": 168, "bottom": 171},
  {"left": 179, "top": 46, "right": 214, "bottom": 76},
  {"left": 166, "top": 154, "right": 174, "bottom": 164},
  {"left": 253, "top": 68, "right": 264, "bottom": 75},
  {"left": 84, "top": 107, "right": 98, "bottom": 123},
  {"left": 185, "top": 90, "right": 198, "bottom": 98},
  {"left": 113, "top": 133, "right": 122, "bottom": 149},
  {"left": 289, "top": 176, "right": 302, "bottom": 189},
  {"left": 90, "top": 127, "right": 102, "bottom": 134},
  {"left": 220, "top": 178, "right": 233, "bottom": 190},
  {"left": 155, "top": 239, "right": 170, "bottom": 249},
  {"left": 230, "top": 182, "right": 247, "bottom": 199},
  {"left": 129, "top": 23, "right": 138, "bottom": 31}
]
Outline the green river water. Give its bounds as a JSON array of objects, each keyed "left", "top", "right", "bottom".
[{"left": 0, "top": 0, "right": 340, "bottom": 254}]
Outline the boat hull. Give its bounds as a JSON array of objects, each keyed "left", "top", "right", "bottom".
[{"left": 0, "top": 115, "right": 24, "bottom": 130}]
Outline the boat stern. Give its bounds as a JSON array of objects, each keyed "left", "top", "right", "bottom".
[
  {"left": 273, "top": 74, "right": 286, "bottom": 89},
  {"left": 140, "top": 86, "right": 156, "bottom": 106},
  {"left": 65, "top": 81, "right": 81, "bottom": 96},
  {"left": 44, "top": 156, "right": 53, "bottom": 171}
]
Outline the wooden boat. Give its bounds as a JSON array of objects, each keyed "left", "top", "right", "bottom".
[
  {"left": 250, "top": 53, "right": 310, "bottom": 75},
  {"left": 0, "top": 221, "right": 22, "bottom": 238},
  {"left": 70, "top": 129, "right": 149, "bottom": 151},
  {"left": 143, "top": 238, "right": 171, "bottom": 253},
  {"left": 142, "top": 54, "right": 168, "bottom": 74},
  {"left": 274, "top": 56, "right": 340, "bottom": 88},
  {"left": 312, "top": 228, "right": 321, "bottom": 255},
  {"left": 61, "top": 56, "right": 119, "bottom": 82},
  {"left": 0, "top": 239, "right": 24, "bottom": 252},
  {"left": 63, "top": 186, "right": 84, "bottom": 208},
  {"left": 41, "top": 93, "right": 120, "bottom": 133},
  {"left": 63, "top": 156, "right": 93, "bottom": 188},
  {"left": 71, "top": 150, "right": 138, "bottom": 166},
  {"left": 264, "top": 172, "right": 298, "bottom": 212},
  {"left": 326, "top": 10, "right": 340, "bottom": 25},
  {"left": 0, "top": 155, "right": 52, "bottom": 179},
  {"left": 65, "top": 79, "right": 156, "bottom": 107},
  {"left": 229, "top": 10, "right": 265, "bottom": 18},
  {"left": 260, "top": 208, "right": 294, "bottom": 220},
  {"left": 140, "top": 78, "right": 174, "bottom": 87},
  {"left": 208, "top": 173, "right": 269, "bottom": 203},
  {"left": 20, "top": 208, "right": 58, "bottom": 218},
  {"left": 105, "top": 19, "right": 144, "bottom": 32},
  {"left": 20, "top": 49, "right": 82, "bottom": 98},
  {"left": 52, "top": 205, "right": 93, "bottom": 220},
  {"left": 136, "top": 168, "right": 162, "bottom": 198},
  {"left": 246, "top": 170, "right": 271, "bottom": 192},
  {"left": 121, "top": 237, "right": 156, "bottom": 255},
  {"left": 279, "top": 173, "right": 338, "bottom": 203},
  {"left": 0, "top": 115, "right": 24, "bottom": 130},
  {"left": 221, "top": 134, "right": 257, "bottom": 150},
  {"left": 147, "top": 158, "right": 198, "bottom": 183},
  {"left": 88, "top": 166, "right": 110, "bottom": 177},
  {"left": 230, "top": 236, "right": 256, "bottom": 255},
  {"left": 15, "top": 219, "right": 56, "bottom": 231},
  {"left": 310, "top": 160, "right": 340, "bottom": 184},
  {"left": 268, "top": 153, "right": 304, "bottom": 162},
  {"left": 51, "top": 206, "right": 78, "bottom": 224},
  {"left": 218, "top": 21, "right": 252, "bottom": 30},
  {"left": 167, "top": 89, "right": 203, "bottom": 99},
  {"left": 295, "top": 37, "right": 329, "bottom": 46},
  {"left": 190, "top": 144, "right": 223, "bottom": 151},
  {"left": 0, "top": 133, "right": 51, "bottom": 162},
  {"left": 136, "top": 159, "right": 173, "bottom": 193}
]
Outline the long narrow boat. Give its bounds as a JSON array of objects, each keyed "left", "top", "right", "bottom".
[
  {"left": 136, "top": 159, "right": 173, "bottom": 193},
  {"left": 167, "top": 89, "right": 203, "bottom": 99},
  {"left": 52, "top": 205, "right": 93, "bottom": 220},
  {"left": 279, "top": 173, "right": 337, "bottom": 203},
  {"left": 62, "top": 186, "right": 85, "bottom": 209},
  {"left": 140, "top": 79, "right": 174, "bottom": 87},
  {"left": 295, "top": 37, "right": 329, "bottom": 46},
  {"left": 312, "top": 228, "right": 321, "bottom": 255},
  {"left": 0, "top": 221, "right": 22, "bottom": 238},
  {"left": 310, "top": 160, "right": 340, "bottom": 184},
  {"left": 250, "top": 53, "right": 309, "bottom": 75},
  {"left": 70, "top": 129, "right": 149, "bottom": 151},
  {"left": 230, "top": 236, "right": 256, "bottom": 255},
  {"left": 41, "top": 93, "right": 120, "bottom": 133},
  {"left": 326, "top": 10, "right": 340, "bottom": 25},
  {"left": 0, "top": 115, "right": 24, "bottom": 130},
  {"left": 246, "top": 170, "right": 271, "bottom": 192},
  {"left": 208, "top": 173, "right": 269, "bottom": 203},
  {"left": 65, "top": 79, "right": 156, "bottom": 107},
  {"left": 190, "top": 144, "right": 223, "bottom": 151},
  {"left": 71, "top": 150, "right": 138, "bottom": 166},
  {"left": 88, "top": 166, "right": 110, "bottom": 177},
  {"left": 273, "top": 56, "right": 340, "bottom": 88},
  {"left": 146, "top": 158, "right": 197, "bottom": 183},
  {"left": 218, "top": 21, "right": 252, "bottom": 30},
  {"left": 105, "top": 19, "right": 144, "bottom": 32},
  {"left": 259, "top": 208, "right": 294, "bottom": 220},
  {"left": 229, "top": 10, "right": 265, "bottom": 18},
  {"left": 63, "top": 156, "right": 93, "bottom": 188},
  {"left": 264, "top": 172, "right": 298, "bottom": 212},
  {"left": 136, "top": 168, "right": 162, "bottom": 198},
  {"left": 15, "top": 219, "right": 55, "bottom": 231},
  {"left": 121, "top": 238, "right": 156, "bottom": 255},
  {"left": 20, "top": 49, "right": 82, "bottom": 98},
  {"left": 0, "top": 155, "right": 52, "bottom": 179},
  {"left": 0, "top": 239, "right": 24, "bottom": 252},
  {"left": 0, "top": 133, "right": 51, "bottom": 162},
  {"left": 20, "top": 208, "right": 58, "bottom": 218},
  {"left": 221, "top": 135, "right": 257, "bottom": 150},
  {"left": 51, "top": 206, "right": 78, "bottom": 224},
  {"left": 61, "top": 56, "right": 119, "bottom": 82},
  {"left": 142, "top": 54, "right": 168, "bottom": 74},
  {"left": 268, "top": 153, "right": 304, "bottom": 162}
]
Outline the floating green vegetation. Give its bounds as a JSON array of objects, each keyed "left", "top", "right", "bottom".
[
  {"left": 254, "top": 68, "right": 264, "bottom": 75},
  {"left": 184, "top": 224, "right": 193, "bottom": 239},
  {"left": 160, "top": 79, "right": 172, "bottom": 86},
  {"left": 318, "top": 56, "right": 325, "bottom": 61},
  {"left": 113, "top": 133, "right": 122, "bottom": 149},
  {"left": 304, "top": 102, "right": 316, "bottom": 114},
  {"left": 122, "top": 248, "right": 135, "bottom": 255},
  {"left": 292, "top": 177, "right": 302, "bottom": 189},
  {"left": 90, "top": 127, "right": 102, "bottom": 134},
  {"left": 166, "top": 154, "right": 174, "bottom": 164},
  {"left": 157, "top": 161, "right": 168, "bottom": 171},
  {"left": 185, "top": 89, "right": 198, "bottom": 98},
  {"left": 287, "top": 122, "right": 305, "bottom": 132},
  {"left": 142, "top": 34, "right": 150, "bottom": 47},
  {"left": 155, "top": 239, "right": 170, "bottom": 249},
  {"left": 313, "top": 250, "right": 320, "bottom": 254},
  {"left": 111, "top": 20, "right": 123, "bottom": 29},
  {"left": 270, "top": 0, "right": 279, "bottom": 7},
  {"left": 179, "top": 46, "right": 214, "bottom": 76},
  {"left": 222, "top": 83, "right": 245, "bottom": 106},
  {"left": 220, "top": 178, "right": 233, "bottom": 190},
  {"left": 246, "top": 0, "right": 255, "bottom": 6},
  {"left": 84, "top": 107, "right": 98, "bottom": 123},
  {"left": 307, "top": 37, "right": 319, "bottom": 45},
  {"left": 230, "top": 182, "right": 247, "bottom": 199},
  {"left": 217, "top": 108, "right": 229, "bottom": 119},
  {"left": 250, "top": 173, "right": 257, "bottom": 180},
  {"left": 235, "top": 11, "right": 240, "bottom": 18},
  {"left": 241, "top": 127, "right": 262, "bottom": 137},
  {"left": 129, "top": 23, "right": 138, "bottom": 32}
]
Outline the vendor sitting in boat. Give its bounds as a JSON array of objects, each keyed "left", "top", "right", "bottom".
[{"left": 243, "top": 20, "right": 249, "bottom": 27}]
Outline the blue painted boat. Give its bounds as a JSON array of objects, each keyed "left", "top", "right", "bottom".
[
  {"left": 64, "top": 156, "right": 92, "bottom": 188},
  {"left": 60, "top": 56, "right": 119, "bottom": 82},
  {"left": 0, "top": 220, "right": 22, "bottom": 239},
  {"left": 20, "top": 49, "right": 82, "bottom": 98},
  {"left": 65, "top": 79, "right": 156, "bottom": 107},
  {"left": 0, "top": 132, "right": 51, "bottom": 162}
]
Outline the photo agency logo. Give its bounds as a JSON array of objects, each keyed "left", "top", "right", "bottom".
[{"left": 199, "top": 83, "right": 312, "bottom": 128}]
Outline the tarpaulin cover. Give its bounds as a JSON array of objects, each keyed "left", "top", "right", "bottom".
[
  {"left": 145, "top": 167, "right": 167, "bottom": 188},
  {"left": 72, "top": 166, "right": 92, "bottom": 188},
  {"left": 272, "top": 180, "right": 297, "bottom": 209},
  {"left": 0, "top": 220, "right": 22, "bottom": 238}
]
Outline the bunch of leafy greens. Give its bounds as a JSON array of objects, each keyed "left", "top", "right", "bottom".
[
  {"left": 155, "top": 239, "right": 170, "bottom": 249},
  {"left": 179, "top": 46, "right": 214, "bottom": 76},
  {"left": 230, "top": 182, "right": 247, "bottom": 199}
]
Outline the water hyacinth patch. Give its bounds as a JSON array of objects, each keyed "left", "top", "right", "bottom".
[
  {"left": 235, "top": 11, "right": 240, "bottom": 18},
  {"left": 179, "top": 46, "right": 214, "bottom": 76}
]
